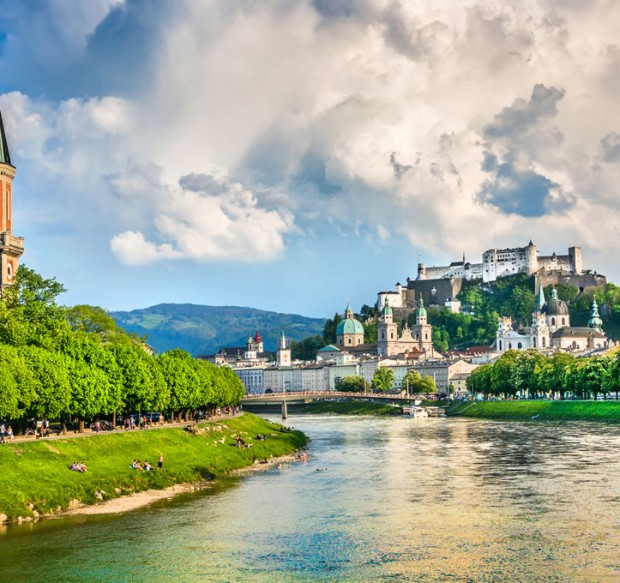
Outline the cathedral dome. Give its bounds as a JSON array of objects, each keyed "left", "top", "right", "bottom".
[
  {"left": 336, "top": 302, "right": 364, "bottom": 336},
  {"left": 543, "top": 288, "right": 569, "bottom": 316}
]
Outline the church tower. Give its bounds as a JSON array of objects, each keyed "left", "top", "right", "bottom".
[
  {"left": 413, "top": 295, "right": 433, "bottom": 354},
  {"left": 277, "top": 332, "right": 292, "bottom": 367},
  {"left": 0, "top": 109, "right": 24, "bottom": 290},
  {"left": 377, "top": 299, "right": 398, "bottom": 356}
]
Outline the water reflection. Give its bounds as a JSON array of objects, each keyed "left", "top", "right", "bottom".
[{"left": 1, "top": 416, "right": 620, "bottom": 582}]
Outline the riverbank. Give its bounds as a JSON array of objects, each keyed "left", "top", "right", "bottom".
[
  {"left": 0, "top": 413, "right": 307, "bottom": 524},
  {"left": 305, "top": 400, "right": 402, "bottom": 415},
  {"left": 448, "top": 400, "right": 620, "bottom": 422}
]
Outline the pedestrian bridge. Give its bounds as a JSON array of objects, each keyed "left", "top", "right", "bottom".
[{"left": 240, "top": 391, "right": 421, "bottom": 419}]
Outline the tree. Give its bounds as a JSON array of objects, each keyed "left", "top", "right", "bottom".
[
  {"left": 322, "top": 313, "right": 343, "bottom": 344},
  {"left": 0, "top": 265, "right": 70, "bottom": 349},
  {"left": 0, "top": 344, "right": 36, "bottom": 420},
  {"left": 576, "top": 356, "right": 609, "bottom": 400},
  {"left": 511, "top": 350, "right": 545, "bottom": 398},
  {"left": 417, "top": 375, "right": 438, "bottom": 394},
  {"left": 371, "top": 367, "right": 395, "bottom": 392},
  {"left": 490, "top": 351, "right": 519, "bottom": 398},
  {"left": 466, "top": 364, "right": 493, "bottom": 398},
  {"left": 402, "top": 370, "right": 422, "bottom": 394},
  {"left": 335, "top": 375, "right": 368, "bottom": 393},
  {"left": 538, "top": 353, "right": 575, "bottom": 399}
]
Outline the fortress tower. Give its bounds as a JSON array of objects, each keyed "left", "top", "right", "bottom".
[{"left": 0, "top": 110, "right": 24, "bottom": 291}]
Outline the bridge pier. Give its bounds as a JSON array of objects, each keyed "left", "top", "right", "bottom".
[{"left": 281, "top": 400, "right": 288, "bottom": 420}]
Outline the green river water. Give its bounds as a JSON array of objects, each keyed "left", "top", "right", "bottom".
[{"left": 1, "top": 415, "right": 619, "bottom": 582}]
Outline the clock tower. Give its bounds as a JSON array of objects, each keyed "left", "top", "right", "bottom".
[{"left": 0, "top": 109, "right": 24, "bottom": 291}]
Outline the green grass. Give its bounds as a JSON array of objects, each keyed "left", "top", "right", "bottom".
[
  {"left": 305, "top": 400, "right": 402, "bottom": 415},
  {"left": 448, "top": 400, "right": 620, "bottom": 422},
  {"left": 0, "top": 413, "right": 307, "bottom": 522}
]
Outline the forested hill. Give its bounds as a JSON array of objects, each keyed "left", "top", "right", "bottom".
[{"left": 110, "top": 304, "right": 326, "bottom": 356}]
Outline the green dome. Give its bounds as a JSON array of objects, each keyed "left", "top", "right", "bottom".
[
  {"left": 588, "top": 299, "right": 603, "bottom": 331},
  {"left": 382, "top": 299, "right": 393, "bottom": 317},
  {"left": 417, "top": 296, "right": 427, "bottom": 318},
  {"left": 336, "top": 317, "right": 364, "bottom": 336}
]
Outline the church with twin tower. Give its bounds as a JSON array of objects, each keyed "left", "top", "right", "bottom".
[{"left": 0, "top": 109, "right": 24, "bottom": 291}]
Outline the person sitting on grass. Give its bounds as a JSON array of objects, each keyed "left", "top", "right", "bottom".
[{"left": 144, "top": 460, "right": 152, "bottom": 471}]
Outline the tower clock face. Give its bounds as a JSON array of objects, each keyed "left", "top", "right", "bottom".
[{"left": 6, "top": 262, "right": 12, "bottom": 280}]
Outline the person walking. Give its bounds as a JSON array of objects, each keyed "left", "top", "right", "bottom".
[{"left": 157, "top": 453, "right": 164, "bottom": 471}]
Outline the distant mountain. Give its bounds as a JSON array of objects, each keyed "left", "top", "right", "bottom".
[{"left": 110, "top": 303, "right": 326, "bottom": 356}]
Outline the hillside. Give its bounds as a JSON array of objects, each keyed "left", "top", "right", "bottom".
[{"left": 110, "top": 303, "right": 325, "bottom": 356}]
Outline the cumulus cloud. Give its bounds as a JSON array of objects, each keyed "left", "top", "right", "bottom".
[
  {"left": 111, "top": 168, "right": 295, "bottom": 265},
  {"left": 5, "top": 0, "right": 620, "bottom": 290}
]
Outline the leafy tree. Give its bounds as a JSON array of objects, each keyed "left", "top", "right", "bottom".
[
  {"left": 157, "top": 349, "right": 202, "bottom": 419},
  {"left": 371, "top": 367, "right": 395, "bottom": 392},
  {"left": 23, "top": 345, "right": 72, "bottom": 422},
  {"left": 576, "top": 356, "right": 609, "bottom": 400},
  {"left": 0, "top": 344, "right": 36, "bottom": 420},
  {"left": 537, "top": 352, "right": 575, "bottom": 399},
  {"left": 466, "top": 364, "right": 493, "bottom": 397},
  {"left": 66, "top": 358, "right": 112, "bottom": 432},
  {"left": 0, "top": 265, "right": 70, "bottom": 349},
  {"left": 322, "top": 313, "right": 342, "bottom": 344},
  {"left": 335, "top": 375, "right": 368, "bottom": 393},
  {"left": 417, "top": 375, "right": 438, "bottom": 394},
  {"left": 290, "top": 335, "right": 323, "bottom": 360},
  {"left": 511, "top": 350, "right": 545, "bottom": 398},
  {"left": 490, "top": 351, "right": 519, "bottom": 397},
  {"left": 402, "top": 369, "right": 422, "bottom": 393}
]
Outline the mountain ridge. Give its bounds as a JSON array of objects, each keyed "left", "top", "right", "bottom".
[{"left": 110, "top": 303, "right": 326, "bottom": 356}]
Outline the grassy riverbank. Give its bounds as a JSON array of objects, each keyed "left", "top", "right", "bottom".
[
  {"left": 448, "top": 400, "right": 620, "bottom": 422},
  {"left": 306, "top": 401, "right": 402, "bottom": 415},
  {"left": 0, "top": 413, "right": 307, "bottom": 523}
]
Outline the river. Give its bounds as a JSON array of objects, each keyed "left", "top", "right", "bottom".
[{"left": 1, "top": 415, "right": 620, "bottom": 582}]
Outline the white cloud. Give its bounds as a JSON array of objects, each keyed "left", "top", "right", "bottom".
[
  {"left": 6, "top": 0, "right": 620, "bottom": 284},
  {"left": 111, "top": 167, "right": 295, "bottom": 265}
]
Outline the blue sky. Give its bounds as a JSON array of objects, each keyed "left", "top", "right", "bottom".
[{"left": 1, "top": 0, "right": 619, "bottom": 318}]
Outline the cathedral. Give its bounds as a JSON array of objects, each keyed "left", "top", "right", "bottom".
[
  {"left": 0, "top": 109, "right": 24, "bottom": 291},
  {"left": 495, "top": 286, "right": 610, "bottom": 353},
  {"left": 318, "top": 299, "right": 440, "bottom": 359}
]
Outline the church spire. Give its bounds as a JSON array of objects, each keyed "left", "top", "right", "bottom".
[
  {"left": 0, "top": 109, "right": 12, "bottom": 167},
  {"left": 536, "top": 283, "right": 546, "bottom": 312}
]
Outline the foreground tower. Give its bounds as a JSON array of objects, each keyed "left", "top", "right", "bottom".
[{"left": 0, "top": 110, "right": 24, "bottom": 290}]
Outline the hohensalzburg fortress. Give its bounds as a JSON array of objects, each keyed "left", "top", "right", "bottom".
[{"left": 417, "top": 240, "right": 582, "bottom": 283}]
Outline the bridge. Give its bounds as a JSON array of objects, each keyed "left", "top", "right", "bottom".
[{"left": 240, "top": 391, "right": 422, "bottom": 419}]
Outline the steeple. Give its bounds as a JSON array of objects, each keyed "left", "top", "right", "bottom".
[
  {"left": 0, "top": 108, "right": 24, "bottom": 291},
  {"left": 536, "top": 283, "right": 546, "bottom": 312},
  {"left": 588, "top": 299, "right": 603, "bottom": 332},
  {"left": 0, "top": 110, "right": 12, "bottom": 167}
]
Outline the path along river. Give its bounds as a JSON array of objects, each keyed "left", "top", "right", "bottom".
[{"left": 1, "top": 415, "right": 620, "bottom": 582}]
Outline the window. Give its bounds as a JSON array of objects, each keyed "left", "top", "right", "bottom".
[
  {"left": 517, "top": 342, "right": 522, "bottom": 349},
  {"left": 551, "top": 318, "right": 555, "bottom": 326}
]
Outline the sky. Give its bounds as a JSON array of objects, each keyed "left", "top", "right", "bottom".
[{"left": 1, "top": 0, "right": 619, "bottom": 319}]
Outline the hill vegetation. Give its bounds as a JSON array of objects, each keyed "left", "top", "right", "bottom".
[{"left": 110, "top": 304, "right": 325, "bottom": 356}]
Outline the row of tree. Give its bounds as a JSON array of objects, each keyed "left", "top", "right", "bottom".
[
  {"left": 335, "top": 368, "right": 437, "bottom": 394},
  {"left": 0, "top": 266, "right": 244, "bottom": 431},
  {"left": 466, "top": 349, "right": 620, "bottom": 400}
]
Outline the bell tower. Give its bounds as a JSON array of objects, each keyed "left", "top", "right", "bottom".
[{"left": 0, "top": 109, "right": 24, "bottom": 291}]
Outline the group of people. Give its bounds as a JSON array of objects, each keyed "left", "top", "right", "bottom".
[
  {"left": 234, "top": 435, "right": 252, "bottom": 448},
  {"left": 130, "top": 454, "right": 164, "bottom": 471},
  {"left": 0, "top": 423, "right": 14, "bottom": 443},
  {"left": 70, "top": 461, "right": 87, "bottom": 472}
]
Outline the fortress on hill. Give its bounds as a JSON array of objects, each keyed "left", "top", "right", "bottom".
[{"left": 378, "top": 241, "right": 606, "bottom": 318}]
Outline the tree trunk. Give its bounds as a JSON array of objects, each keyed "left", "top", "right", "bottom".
[{"left": 78, "top": 418, "right": 85, "bottom": 433}]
